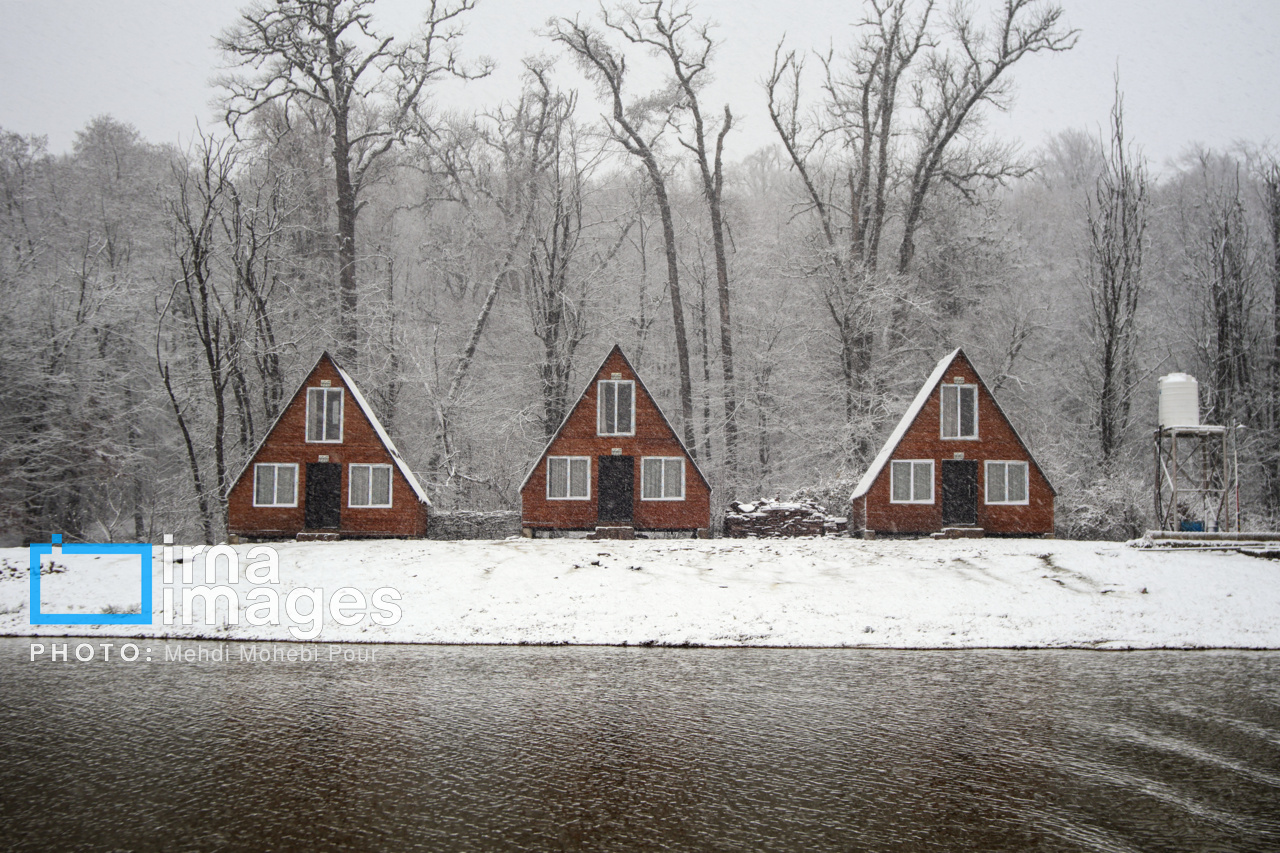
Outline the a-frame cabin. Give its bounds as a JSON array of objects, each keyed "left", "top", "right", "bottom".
[
  {"left": 226, "top": 352, "right": 430, "bottom": 540},
  {"left": 520, "top": 345, "right": 711, "bottom": 537},
  {"left": 850, "top": 348, "right": 1054, "bottom": 538}
]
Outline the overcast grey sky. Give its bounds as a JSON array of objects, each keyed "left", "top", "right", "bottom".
[{"left": 1, "top": 0, "right": 1276, "bottom": 168}]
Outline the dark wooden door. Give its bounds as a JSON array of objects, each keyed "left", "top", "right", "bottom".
[
  {"left": 941, "top": 460, "right": 978, "bottom": 526},
  {"left": 597, "top": 455, "right": 634, "bottom": 524},
  {"left": 305, "top": 462, "right": 342, "bottom": 529}
]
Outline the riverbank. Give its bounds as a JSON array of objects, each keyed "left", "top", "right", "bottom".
[{"left": 3, "top": 538, "right": 1278, "bottom": 648}]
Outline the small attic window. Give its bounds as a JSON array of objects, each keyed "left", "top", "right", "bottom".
[
  {"left": 598, "top": 380, "right": 634, "bottom": 436},
  {"left": 306, "top": 387, "right": 344, "bottom": 442},
  {"left": 941, "top": 384, "right": 977, "bottom": 439}
]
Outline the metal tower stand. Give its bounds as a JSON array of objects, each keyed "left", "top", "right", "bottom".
[{"left": 1154, "top": 426, "right": 1234, "bottom": 533}]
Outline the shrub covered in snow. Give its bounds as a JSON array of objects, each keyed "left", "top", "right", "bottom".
[{"left": 1055, "top": 475, "right": 1150, "bottom": 541}]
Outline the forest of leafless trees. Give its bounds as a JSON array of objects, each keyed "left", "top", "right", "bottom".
[{"left": 2, "top": 0, "right": 1278, "bottom": 544}]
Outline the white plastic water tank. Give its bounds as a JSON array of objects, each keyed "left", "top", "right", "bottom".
[{"left": 1158, "top": 373, "right": 1199, "bottom": 428}]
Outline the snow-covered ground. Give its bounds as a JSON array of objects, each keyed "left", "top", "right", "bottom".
[{"left": 2, "top": 538, "right": 1277, "bottom": 648}]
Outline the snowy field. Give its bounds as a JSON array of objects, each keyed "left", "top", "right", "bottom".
[{"left": 2, "top": 538, "right": 1278, "bottom": 649}]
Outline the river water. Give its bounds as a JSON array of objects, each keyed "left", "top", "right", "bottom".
[{"left": 1, "top": 640, "right": 1278, "bottom": 851}]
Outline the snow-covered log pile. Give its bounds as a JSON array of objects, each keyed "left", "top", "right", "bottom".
[
  {"left": 427, "top": 510, "right": 521, "bottom": 540},
  {"left": 724, "top": 499, "right": 846, "bottom": 538}
]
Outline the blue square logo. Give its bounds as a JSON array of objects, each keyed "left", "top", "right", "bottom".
[{"left": 29, "top": 535, "right": 153, "bottom": 625}]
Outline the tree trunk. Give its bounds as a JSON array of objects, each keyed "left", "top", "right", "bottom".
[
  {"left": 332, "top": 111, "right": 358, "bottom": 365},
  {"left": 708, "top": 107, "right": 738, "bottom": 479},
  {"left": 616, "top": 160, "right": 694, "bottom": 455},
  {"left": 159, "top": 359, "right": 215, "bottom": 545},
  {"left": 697, "top": 263, "right": 714, "bottom": 464},
  {"left": 652, "top": 173, "right": 697, "bottom": 457},
  {"left": 1087, "top": 89, "right": 1145, "bottom": 463},
  {"left": 549, "top": 19, "right": 696, "bottom": 454},
  {"left": 1266, "top": 165, "right": 1280, "bottom": 511}
]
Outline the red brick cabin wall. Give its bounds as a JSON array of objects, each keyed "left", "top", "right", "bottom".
[
  {"left": 855, "top": 351, "right": 1053, "bottom": 536},
  {"left": 521, "top": 349, "right": 711, "bottom": 532},
  {"left": 227, "top": 356, "right": 428, "bottom": 539}
]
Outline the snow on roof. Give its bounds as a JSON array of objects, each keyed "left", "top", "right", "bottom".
[
  {"left": 850, "top": 348, "right": 960, "bottom": 500},
  {"left": 333, "top": 362, "right": 431, "bottom": 506},
  {"left": 226, "top": 353, "right": 431, "bottom": 505},
  {"left": 850, "top": 348, "right": 1057, "bottom": 501},
  {"left": 513, "top": 347, "right": 613, "bottom": 494},
  {"left": 517, "top": 345, "right": 711, "bottom": 493}
]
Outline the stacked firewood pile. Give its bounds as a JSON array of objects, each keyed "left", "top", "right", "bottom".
[
  {"left": 428, "top": 510, "right": 522, "bottom": 540},
  {"left": 724, "top": 499, "right": 847, "bottom": 538}
]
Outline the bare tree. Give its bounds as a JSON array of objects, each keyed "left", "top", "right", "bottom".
[
  {"left": 526, "top": 98, "right": 631, "bottom": 438},
  {"left": 612, "top": 0, "right": 738, "bottom": 474},
  {"left": 895, "top": 1, "right": 1075, "bottom": 273},
  {"left": 1201, "top": 162, "right": 1255, "bottom": 426},
  {"left": 1260, "top": 156, "right": 1280, "bottom": 511},
  {"left": 766, "top": 0, "right": 1074, "bottom": 457},
  {"left": 218, "top": 0, "right": 486, "bottom": 363},
  {"left": 415, "top": 65, "right": 569, "bottom": 492},
  {"left": 160, "top": 132, "right": 286, "bottom": 541},
  {"left": 0, "top": 119, "right": 172, "bottom": 542},
  {"left": 527, "top": 142, "right": 590, "bottom": 437},
  {"left": 163, "top": 137, "right": 233, "bottom": 539},
  {"left": 1166, "top": 152, "right": 1262, "bottom": 432},
  {"left": 551, "top": 13, "right": 698, "bottom": 455},
  {"left": 223, "top": 163, "right": 288, "bottom": 429},
  {"left": 1084, "top": 85, "right": 1146, "bottom": 462}
]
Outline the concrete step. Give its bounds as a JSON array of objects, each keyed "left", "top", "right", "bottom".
[
  {"left": 590, "top": 526, "right": 635, "bottom": 540},
  {"left": 931, "top": 527, "right": 985, "bottom": 540},
  {"left": 297, "top": 531, "right": 341, "bottom": 542}
]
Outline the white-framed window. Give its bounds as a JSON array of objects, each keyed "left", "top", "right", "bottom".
[
  {"left": 641, "top": 456, "right": 685, "bottom": 500},
  {"left": 306, "top": 387, "right": 344, "bottom": 443},
  {"left": 597, "top": 380, "right": 635, "bottom": 436},
  {"left": 253, "top": 463, "right": 298, "bottom": 507},
  {"left": 890, "top": 459, "right": 934, "bottom": 503},
  {"left": 941, "top": 383, "right": 978, "bottom": 439},
  {"left": 985, "top": 461, "right": 1029, "bottom": 505},
  {"left": 349, "top": 463, "right": 393, "bottom": 508},
  {"left": 547, "top": 456, "right": 590, "bottom": 500}
]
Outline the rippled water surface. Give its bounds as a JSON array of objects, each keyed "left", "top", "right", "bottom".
[{"left": 1, "top": 640, "right": 1278, "bottom": 851}]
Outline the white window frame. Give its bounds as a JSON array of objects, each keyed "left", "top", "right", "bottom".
[
  {"left": 889, "top": 459, "right": 934, "bottom": 504},
  {"left": 305, "top": 387, "right": 344, "bottom": 443},
  {"left": 546, "top": 456, "right": 591, "bottom": 500},
  {"left": 252, "top": 463, "right": 298, "bottom": 507},
  {"left": 940, "top": 383, "right": 979, "bottom": 440},
  {"left": 985, "top": 460, "right": 1030, "bottom": 505},
  {"left": 348, "top": 463, "right": 393, "bottom": 508},
  {"left": 596, "top": 380, "right": 636, "bottom": 436},
  {"left": 640, "top": 456, "right": 685, "bottom": 501}
]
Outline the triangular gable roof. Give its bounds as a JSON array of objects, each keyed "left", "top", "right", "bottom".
[
  {"left": 332, "top": 360, "right": 430, "bottom": 505},
  {"left": 850, "top": 347, "right": 1054, "bottom": 500},
  {"left": 518, "top": 344, "right": 711, "bottom": 493},
  {"left": 226, "top": 352, "right": 430, "bottom": 505}
]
